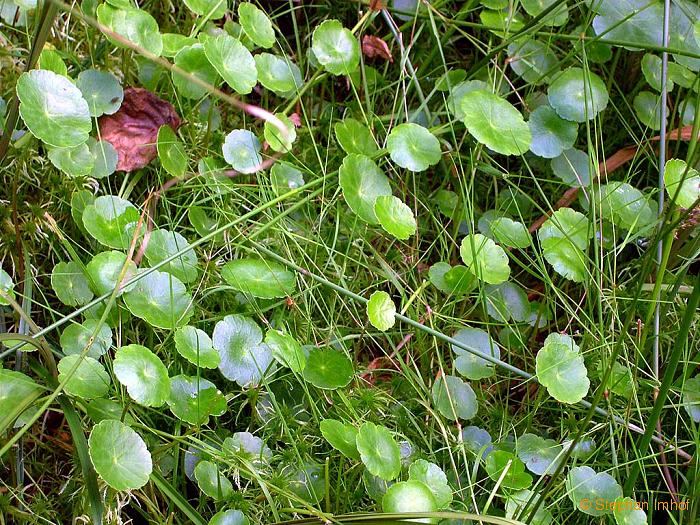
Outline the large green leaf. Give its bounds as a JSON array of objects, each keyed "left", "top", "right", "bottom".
[
  {"left": 114, "top": 344, "right": 170, "bottom": 407},
  {"left": 144, "top": 229, "right": 199, "bottom": 284},
  {"left": 386, "top": 123, "right": 442, "bottom": 172},
  {"left": 548, "top": 68, "right": 609, "bottom": 123},
  {"left": 88, "top": 419, "right": 152, "bottom": 491},
  {"left": 17, "top": 70, "right": 91, "bottom": 148},
  {"left": 174, "top": 326, "right": 220, "bottom": 369},
  {"left": 82, "top": 195, "right": 140, "bottom": 250},
  {"left": 303, "top": 347, "right": 354, "bottom": 389},
  {"left": 335, "top": 118, "right": 377, "bottom": 155},
  {"left": 238, "top": 2, "right": 275, "bottom": 49},
  {"left": 195, "top": 460, "right": 233, "bottom": 500},
  {"left": 367, "top": 291, "right": 396, "bottom": 332},
  {"left": 122, "top": 270, "right": 193, "bottom": 329},
  {"left": 566, "top": 466, "right": 622, "bottom": 516},
  {"left": 507, "top": 39, "right": 560, "bottom": 84},
  {"left": 432, "top": 375, "right": 477, "bottom": 421},
  {"left": 356, "top": 422, "right": 401, "bottom": 481},
  {"left": 167, "top": 375, "right": 226, "bottom": 425},
  {"left": 264, "top": 329, "right": 305, "bottom": 373},
  {"left": 76, "top": 69, "right": 123, "bottom": 117},
  {"left": 173, "top": 44, "right": 219, "bottom": 99},
  {"left": 591, "top": 0, "right": 663, "bottom": 51},
  {"left": 221, "top": 258, "right": 296, "bottom": 298},
  {"left": 516, "top": 433, "right": 564, "bottom": 476},
  {"left": 0, "top": 370, "right": 44, "bottom": 425},
  {"left": 382, "top": 480, "right": 437, "bottom": 514},
  {"left": 58, "top": 355, "right": 111, "bottom": 399},
  {"left": 528, "top": 105, "right": 577, "bottom": 159},
  {"left": 536, "top": 333, "right": 589, "bottom": 404},
  {"left": 85, "top": 250, "right": 138, "bottom": 297},
  {"left": 212, "top": 314, "right": 273, "bottom": 387},
  {"left": 407, "top": 459, "right": 452, "bottom": 508},
  {"left": 254, "top": 53, "right": 302, "bottom": 96},
  {"left": 96, "top": 4, "right": 163, "bottom": 56},
  {"left": 459, "top": 233, "right": 510, "bottom": 285},
  {"left": 203, "top": 34, "right": 257, "bottom": 94},
  {"left": 664, "top": 159, "right": 699, "bottom": 209},
  {"left": 60, "top": 320, "right": 112, "bottom": 359},
  {"left": 311, "top": 19, "right": 360, "bottom": 76},
  {"left": 338, "top": 154, "right": 392, "bottom": 224},
  {"left": 320, "top": 419, "right": 360, "bottom": 460}
]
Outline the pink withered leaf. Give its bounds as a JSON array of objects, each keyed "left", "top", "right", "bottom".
[
  {"left": 98, "top": 87, "right": 181, "bottom": 172},
  {"left": 362, "top": 35, "right": 393, "bottom": 62}
]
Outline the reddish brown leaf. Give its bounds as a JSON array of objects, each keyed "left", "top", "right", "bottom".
[
  {"left": 98, "top": 87, "right": 181, "bottom": 172},
  {"left": 362, "top": 35, "right": 393, "bottom": 62},
  {"left": 369, "top": 0, "right": 384, "bottom": 10}
]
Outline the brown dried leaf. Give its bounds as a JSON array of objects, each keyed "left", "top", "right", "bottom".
[
  {"left": 362, "top": 35, "right": 392, "bottom": 62},
  {"left": 369, "top": 0, "right": 384, "bottom": 10},
  {"left": 98, "top": 87, "right": 181, "bottom": 172}
]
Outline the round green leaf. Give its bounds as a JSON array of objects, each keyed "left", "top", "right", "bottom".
[
  {"left": 483, "top": 281, "right": 531, "bottom": 323},
  {"left": 516, "top": 433, "right": 564, "bottom": 476},
  {"left": 174, "top": 326, "right": 219, "bottom": 368},
  {"left": 265, "top": 328, "right": 306, "bottom": 373},
  {"left": 320, "top": 419, "right": 360, "bottom": 460},
  {"left": 538, "top": 208, "right": 591, "bottom": 282},
  {"left": 407, "top": 460, "right": 452, "bottom": 508},
  {"left": 0, "top": 370, "right": 43, "bottom": 422},
  {"left": 633, "top": 91, "right": 665, "bottom": 130},
  {"left": 551, "top": 148, "right": 591, "bottom": 187},
  {"left": 461, "top": 90, "right": 531, "bottom": 155},
  {"left": 162, "top": 33, "right": 197, "bottom": 57},
  {"left": 374, "top": 196, "right": 416, "bottom": 240},
  {"left": 114, "top": 344, "right": 170, "bottom": 407},
  {"left": 536, "top": 333, "right": 589, "bottom": 404},
  {"left": 367, "top": 290, "right": 396, "bottom": 332},
  {"left": 195, "top": 460, "right": 233, "bottom": 500},
  {"left": 484, "top": 450, "right": 533, "bottom": 490},
  {"left": 356, "top": 422, "right": 401, "bottom": 481},
  {"left": 566, "top": 466, "right": 622, "bottom": 517},
  {"left": 613, "top": 497, "right": 648, "bottom": 525},
  {"left": 270, "top": 162, "right": 305, "bottom": 195},
  {"left": 60, "top": 319, "right": 112, "bottom": 359},
  {"left": 76, "top": 69, "right": 123, "bottom": 117},
  {"left": 238, "top": 2, "right": 275, "bottom": 49},
  {"left": 548, "top": 67, "right": 609, "bottom": 123},
  {"left": 173, "top": 44, "right": 219, "bottom": 99},
  {"left": 264, "top": 113, "right": 296, "bottom": 153},
  {"left": 490, "top": 217, "right": 531, "bottom": 249},
  {"left": 58, "top": 355, "right": 111, "bottom": 399},
  {"left": 48, "top": 143, "right": 95, "bottom": 177},
  {"left": 0, "top": 268, "right": 15, "bottom": 305},
  {"left": 144, "top": 229, "right": 199, "bottom": 284},
  {"left": 88, "top": 419, "right": 152, "bottom": 491},
  {"left": 210, "top": 510, "right": 249, "bottom": 525},
  {"left": 223, "top": 431, "right": 272, "bottom": 467},
  {"left": 462, "top": 426, "right": 493, "bottom": 457},
  {"left": 386, "top": 123, "right": 441, "bottom": 172},
  {"left": 122, "top": 270, "right": 193, "bottom": 329},
  {"left": 203, "top": 33, "right": 257, "bottom": 94},
  {"left": 338, "top": 154, "right": 392, "bottom": 224},
  {"left": 311, "top": 19, "right": 360, "bottom": 76},
  {"left": 221, "top": 258, "right": 296, "bottom": 298},
  {"left": 303, "top": 346, "right": 354, "bottom": 389},
  {"left": 592, "top": 0, "right": 663, "bottom": 51},
  {"left": 432, "top": 375, "right": 477, "bottom": 421},
  {"left": 17, "top": 70, "right": 91, "bottom": 148},
  {"left": 212, "top": 314, "right": 273, "bottom": 387},
  {"left": 641, "top": 54, "right": 674, "bottom": 92},
  {"left": 428, "top": 262, "right": 476, "bottom": 295},
  {"left": 254, "top": 53, "right": 302, "bottom": 96},
  {"left": 167, "top": 374, "right": 226, "bottom": 425},
  {"left": 600, "top": 182, "right": 655, "bottom": 233},
  {"left": 664, "top": 159, "right": 700, "bottom": 209},
  {"left": 459, "top": 233, "right": 510, "bottom": 285},
  {"left": 51, "top": 261, "right": 94, "bottom": 307},
  {"left": 682, "top": 374, "right": 700, "bottom": 422},
  {"left": 222, "top": 129, "right": 262, "bottom": 173},
  {"left": 96, "top": 4, "right": 163, "bottom": 57},
  {"left": 85, "top": 250, "right": 138, "bottom": 297},
  {"left": 157, "top": 125, "right": 188, "bottom": 177},
  {"left": 334, "top": 118, "right": 377, "bottom": 155},
  {"left": 184, "top": 0, "right": 228, "bottom": 19},
  {"left": 452, "top": 327, "right": 500, "bottom": 380},
  {"left": 507, "top": 39, "right": 560, "bottom": 84},
  {"left": 382, "top": 480, "right": 437, "bottom": 514},
  {"left": 38, "top": 48, "right": 67, "bottom": 76},
  {"left": 528, "top": 105, "right": 577, "bottom": 159},
  {"left": 82, "top": 195, "right": 140, "bottom": 250},
  {"left": 89, "top": 138, "right": 119, "bottom": 179}
]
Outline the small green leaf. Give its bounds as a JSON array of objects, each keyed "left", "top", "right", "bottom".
[
  {"left": 459, "top": 90, "right": 531, "bottom": 155},
  {"left": 521, "top": 0, "right": 569, "bottom": 25},
  {"left": 144, "top": 229, "right": 199, "bottom": 284},
  {"left": 664, "top": 159, "right": 699, "bottom": 209},
  {"left": 173, "top": 44, "right": 219, "bottom": 99},
  {"left": 356, "top": 422, "right": 401, "bottom": 481},
  {"left": 528, "top": 105, "right": 577, "bottom": 159},
  {"left": 254, "top": 53, "right": 302, "bottom": 96},
  {"left": 303, "top": 347, "right": 354, "bottom": 389},
  {"left": 222, "top": 129, "right": 262, "bottom": 173},
  {"left": 123, "top": 270, "right": 193, "bottom": 329},
  {"left": 174, "top": 326, "right": 220, "bottom": 369},
  {"left": 0, "top": 370, "right": 44, "bottom": 423},
  {"left": 548, "top": 67, "right": 609, "bottom": 123},
  {"left": 265, "top": 329, "right": 306, "bottom": 373},
  {"left": 550, "top": 148, "right": 591, "bottom": 187},
  {"left": 516, "top": 433, "right": 564, "bottom": 476},
  {"left": 270, "top": 162, "right": 305, "bottom": 195},
  {"left": 407, "top": 460, "right": 452, "bottom": 508},
  {"left": 452, "top": 327, "right": 500, "bottom": 380},
  {"left": 210, "top": 510, "right": 249, "bottom": 525},
  {"left": 490, "top": 217, "right": 531, "bottom": 249},
  {"left": 311, "top": 19, "right": 360, "bottom": 76},
  {"left": 88, "top": 419, "right": 152, "bottom": 491},
  {"left": 367, "top": 290, "right": 396, "bottom": 331},
  {"left": 428, "top": 263, "right": 476, "bottom": 295},
  {"left": 157, "top": 125, "right": 188, "bottom": 177},
  {"left": 641, "top": 54, "right": 674, "bottom": 92},
  {"left": 48, "top": 143, "right": 95, "bottom": 177},
  {"left": 374, "top": 196, "right": 417, "bottom": 239},
  {"left": 203, "top": 33, "right": 257, "bottom": 94},
  {"left": 264, "top": 113, "right": 296, "bottom": 153},
  {"left": 221, "top": 258, "right": 296, "bottom": 298},
  {"left": 505, "top": 490, "right": 554, "bottom": 525},
  {"left": 600, "top": 182, "right": 656, "bottom": 233},
  {"left": 0, "top": 268, "right": 15, "bottom": 305},
  {"left": 459, "top": 233, "right": 510, "bottom": 285},
  {"left": 339, "top": 154, "right": 392, "bottom": 224},
  {"left": 536, "top": 333, "right": 589, "bottom": 404},
  {"left": 613, "top": 497, "right": 648, "bottom": 525},
  {"left": 238, "top": 2, "right": 275, "bottom": 49},
  {"left": 223, "top": 432, "right": 272, "bottom": 467},
  {"left": 484, "top": 450, "right": 532, "bottom": 490},
  {"left": 538, "top": 208, "right": 591, "bottom": 282},
  {"left": 58, "top": 355, "right": 111, "bottom": 399},
  {"left": 96, "top": 4, "right": 163, "bottom": 56},
  {"left": 183, "top": 0, "right": 227, "bottom": 19},
  {"left": 17, "top": 70, "right": 91, "bottom": 148},
  {"left": 633, "top": 91, "right": 665, "bottom": 130},
  {"left": 386, "top": 123, "right": 441, "bottom": 172},
  {"left": 320, "top": 419, "right": 360, "bottom": 460},
  {"left": 212, "top": 314, "right": 273, "bottom": 387},
  {"left": 167, "top": 375, "right": 226, "bottom": 425},
  {"left": 85, "top": 250, "right": 138, "bottom": 297},
  {"left": 162, "top": 33, "right": 197, "bottom": 57},
  {"left": 88, "top": 138, "right": 119, "bottom": 179},
  {"left": 682, "top": 374, "right": 700, "bottom": 423},
  {"left": 195, "top": 460, "right": 233, "bottom": 500},
  {"left": 432, "top": 375, "right": 477, "bottom": 421},
  {"left": 76, "top": 69, "right": 123, "bottom": 117},
  {"left": 566, "top": 466, "right": 622, "bottom": 516},
  {"left": 483, "top": 281, "right": 531, "bottom": 323},
  {"left": 507, "top": 39, "right": 560, "bottom": 84},
  {"left": 382, "top": 480, "right": 437, "bottom": 514},
  {"left": 82, "top": 195, "right": 140, "bottom": 250},
  {"left": 51, "top": 261, "right": 94, "bottom": 307},
  {"left": 114, "top": 344, "right": 170, "bottom": 407},
  {"left": 334, "top": 118, "right": 377, "bottom": 155},
  {"left": 60, "top": 320, "right": 112, "bottom": 359}
]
